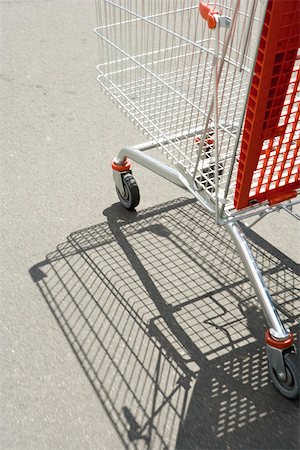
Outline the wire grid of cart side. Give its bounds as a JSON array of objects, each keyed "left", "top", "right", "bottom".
[{"left": 94, "top": 0, "right": 267, "bottom": 212}]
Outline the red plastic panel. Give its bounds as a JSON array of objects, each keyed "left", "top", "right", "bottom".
[{"left": 234, "top": 0, "right": 300, "bottom": 210}]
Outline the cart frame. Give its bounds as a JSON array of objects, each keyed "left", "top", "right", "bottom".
[{"left": 95, "top": 0, "right": 300, "bottom": 398}]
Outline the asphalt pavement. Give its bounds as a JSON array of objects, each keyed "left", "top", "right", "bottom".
[{"left": 1, "top": 1, "right": 299, "bottom": 449}]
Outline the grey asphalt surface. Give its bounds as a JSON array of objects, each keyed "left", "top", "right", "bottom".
[{"left": 1, "top": 1, "right": 299, "bottom": 449}]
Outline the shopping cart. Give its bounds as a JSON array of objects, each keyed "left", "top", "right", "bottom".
[{"left": 94, "top": 0, "right": 300, "bottom": 398}]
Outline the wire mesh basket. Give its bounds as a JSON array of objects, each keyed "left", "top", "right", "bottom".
[{"left": 95, "top": 0, "right": 266, "bottom": 211}]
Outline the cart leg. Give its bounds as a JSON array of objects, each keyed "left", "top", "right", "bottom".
[
  {"left": 112, "top": 144, "right": 190, "bottom": 210},
  {"left": 112, "top": 144, "right": 217, "bottom": 214},
  {"left": 225, "top": 221, "right": 299, "bottom": 398},
  {"left": 113, "top": 144, "right": 188, "bottom": 190}
]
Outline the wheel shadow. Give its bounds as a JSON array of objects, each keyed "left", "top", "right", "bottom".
[{"left": 30, "top": 197, "right": 299, "bottom": 450}]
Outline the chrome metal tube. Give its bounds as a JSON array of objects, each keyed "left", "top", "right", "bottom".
[
  {"left": 115, "top": 146, "right": 187, "bottom": 190},
  {"left": 225, "top": 221, "right": 290, "bottom": 339},
  {"left": 132, "top": 126, "right": 206, "bottom": 152},
  {"left": 115, "top": 145, "right": 216, "bottom": 214}
]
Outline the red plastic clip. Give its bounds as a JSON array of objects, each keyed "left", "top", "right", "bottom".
[{"left": 199, "top": 2, "right": 218, "bottom": 29}]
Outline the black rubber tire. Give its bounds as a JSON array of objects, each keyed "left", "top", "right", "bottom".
[
  {"left": 269, "top": 352, "right": 300, "bottom": 399},
  {"left": 116, "top": 173, "right": 140, "bottom": 210}
]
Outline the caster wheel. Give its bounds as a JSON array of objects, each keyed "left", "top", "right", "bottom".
[
  {"left": 269, "top": 352, "right": 300, "bottom": 399},
  {"left": 116, "top": 173, "right": 140, "bottom": 210}
]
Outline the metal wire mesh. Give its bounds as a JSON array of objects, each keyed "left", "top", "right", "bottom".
[{"left": 95, "top": 0, "right": 267, "bottom": 211}]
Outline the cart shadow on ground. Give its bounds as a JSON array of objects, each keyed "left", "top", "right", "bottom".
[{"left": 30, "top": 197, "right": 299, "bottom": 450}]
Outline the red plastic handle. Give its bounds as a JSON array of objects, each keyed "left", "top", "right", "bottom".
[{"left": 199, "top": 2, "right": 218, "bottom": 29}]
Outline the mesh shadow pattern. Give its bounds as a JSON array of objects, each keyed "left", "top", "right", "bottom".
[{"left": 30, "top": 198, "right": 299, "bottom": 449}]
